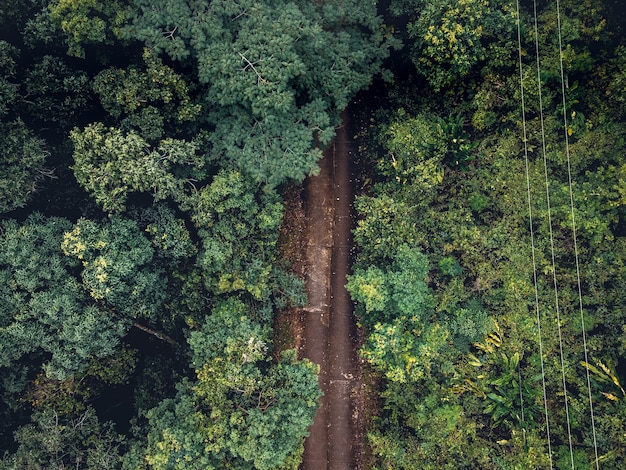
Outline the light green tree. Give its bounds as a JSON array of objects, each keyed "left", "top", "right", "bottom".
[
  {"left": 93, "top": 48, "right": 202, "bottom": 141},
  {"left": 141, "top": 298, "right": 321, "bottom": 469},
  {"left": 70, "top": 123, "right": 205, "bottom": 212},
  {"left": 49, "top": 0, "right": 130, "bottom": 57},
  {"left": 186, "top": 170, "right": 283, "bottom": 300},
  {"left": 390, "top": 0, "right": 516, "bottom": 90},
  {"left": 347, "top": 245, "right": 452, "bottom": 383}
]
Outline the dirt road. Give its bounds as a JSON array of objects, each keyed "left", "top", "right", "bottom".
[{"left": 299, "top": 111, "right": 362, "bottom": 469}]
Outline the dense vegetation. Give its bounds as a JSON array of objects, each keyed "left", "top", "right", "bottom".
[
  {"left": 0, "top": 0, "right": 624, "bottom": 468},
  {"left": 348, "top": 0, "right": 626, "bottom": 467},
  {"left": 0, "top": 1, "right": 389, "bottom": 468}
]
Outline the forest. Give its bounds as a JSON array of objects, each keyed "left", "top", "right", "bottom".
[{"left": 0, "top": 0, "right": 625, "bottom": 468}]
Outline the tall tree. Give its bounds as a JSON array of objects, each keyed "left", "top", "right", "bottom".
[
  {"left": 140, "top": 298, "right": 321, "bottom": 469},
  {"left": 48, "top": 0, "right": 130, "bottom": 58},
  {"left": 93, "top": 48, "right": 202, "bottom": 141},
  {"left": 185, "top": 170, "right": 283, "bottom": 300},
  {"left": 61, "top": 216, "right": 168, "bottom": 321},
  {"left": 0, "top": 41, "right": 51, "bottom": 213},
  {"left": 0, "top": 214, "right": 127, "bottom": 380},
  {"left": 118, "top": 0, "right": 392, "bottom": 186},
  {"left": 70, "top": 123, "right": 205, "bottom": 212},
  {"left": 389, "top": 0, "right": 516, "bottom": 90}
]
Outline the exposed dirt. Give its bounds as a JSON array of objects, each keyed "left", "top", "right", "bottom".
[
  {"left": 295, "top": 110, "right": 363, "bottom": 469},
  {"left": 278, "top": 184, "right": 308, "bottom": 278},
  {"left": 275, "top": 184, "right": 308, "bottom": 354}
]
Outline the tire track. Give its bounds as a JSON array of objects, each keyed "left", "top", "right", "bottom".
[{"left": 299, "top": 110, "right": 361, "bottom": 469}]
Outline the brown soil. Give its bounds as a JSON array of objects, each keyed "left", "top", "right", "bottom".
[
  {"left": 296, "top": 110, "right": 363, "bottom": 469},
  {"left": 275, "top": 184, "right": 308, "bottom": 355}
]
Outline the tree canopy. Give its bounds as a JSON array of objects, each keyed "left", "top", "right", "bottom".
[
  {"left": 0, "top": 0, "right": 395, "bottom": 465},
  {"left": 1, "top": 0, "right": 625, "bottom": 468},
  {"left": 349, "top": 0, "right": 626, "bottom": 467}
]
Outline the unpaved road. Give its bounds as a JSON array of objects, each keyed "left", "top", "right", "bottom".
[{"left": 299, "top": 110, "right": 362, "bottom": 469}]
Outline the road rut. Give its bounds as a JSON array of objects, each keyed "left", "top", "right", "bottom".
[{"left": 299, "top": 110, "right": 362, "bottom": 470}]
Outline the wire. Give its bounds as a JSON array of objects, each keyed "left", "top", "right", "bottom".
[
  {"left": 515, "top": 1, "right": 553, "bottom": 466},
  {"left": 531, "top": 0, "right": 575, "bottom": 466},
  {"left": 554, "top": 0, "right": 600, "bottom": 466}
]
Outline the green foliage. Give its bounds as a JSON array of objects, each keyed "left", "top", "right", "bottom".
[
  {"left": 143, "top": 299, "right": 321, "bottom": 469},
  {"left": 0, "top": 214, "right": 127, "bottom": 380},
  {"left": 353, "top": 194, "right": 423, "bottom": 262},
  {"left": 26, "top": 347, "right": 137, "bottom": 417},
  {"left": 23, "top": 55, "right": 92, "bottom": 128},
  {"left": 121, "top": 0, "right": 391, "bottom": 186},
  {"left": 581, "top": 358, "right": 626, "bottom": 402},
  {"left": 380, "top": 110, "right": 477, "bottom": 183},
  {"left": 22, "top": 6, "right": 65, "bottom": 50},
  {"left": 49, "top": 0, "right": 129, "bottom": 57},
  {"left": 94, "top": 48, "right": 201, "bottom": 141},
  {"left": 71, "top": 123, "right": 205, "bottom": 212},
  {"left": 348, "top": 245, "right": 450, "bottom": 383},
  {"left": 61, "top": 216, "right": 166, "bottom": 319},
  {"left": 138, "top": 204, "right": 197, "bottom": 260},
  {"left": 593, "top": 399, "right": 626, "bottom": 465},
  {"left": 0, "top": 0, "right": 34, "bottom": 27},
  {"left": 346, "top": 265, "right": 388, "bottom": 314},
  {"left": 1, "top": 0, "right": 624, "bottom": 467},
  {"left": 468, "top": 192, "right": 490, "bottom": 212},
  {"left": 188, "top": 298, "right": 269, "bottom": 369},
  {"left": 365, "top": 319, "right": 449, "bottom": 383},
  {"left": 348, "top": 244, "right": 433, "bottom": 325},
  {"left": 392, "top": 0, "right": 516, "bottom": 90},
  {"left": 380, "top": 111, "right": 445, "bottom": 191},
  {"left": 607, "top": 45, "right": 626, "bottom": 117},
  {"left": 368, "top": 383, "right": 494, "bottom": 469},
  {"left": 436, "top": 113, "right": 478, "bottom": 169},
  {"left": 270, "top": 268, "right": 307, "bottom": 311},
  {"left": 439, "top": 255, "right": 463, "bottom": 277},
  {"left": 0, "top": 40, "right": 19, "bottom": 117},
  {"left": 454, "top": 324, "right": 542, "bottom": 430},
  {"left": 447, "top": 299, "right": 492, "bottom": 350},
  {"left": 0, "top": 119, "right": 49, "bottom": 213},
  {"left": 0, "top": 407, "right": 124, "bottom": 469},
  {"left": 351, "top": 2, "right": 626, "bottom": 466},
  {"left": 187, "top": 170, "right": 283, "bottom": 299}
]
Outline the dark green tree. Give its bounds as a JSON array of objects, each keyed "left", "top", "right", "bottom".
[
  {"left": 0, "top": 214, "right": 127, "bottom": 380},
  {"left": 0, "top": 407, "right": 124, "bottom": 470},
  {"left": 0, "top": 119, "right": 50, "bottom": 213},
  {"left": 0, "top": 41, "right": 19, "bottom": 116},
  {"left": 0, "top": 42, "right": 52, "bottom": 213},
  {"left": 119, "top": 0, "right": 391, "bottom": 186},
  {"left": 23, "top": 55, "right": 92, "bottom": 129}
]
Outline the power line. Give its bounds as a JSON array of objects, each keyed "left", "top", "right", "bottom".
[
  {"left": 515, "top": 1, "right": 552, "bottom": 465},
  {"left": 554, "top": 0, "right": 600, "bottom": 466},
  {"left": 531, "top": 0, "right": 575, "bottom": 466}
]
